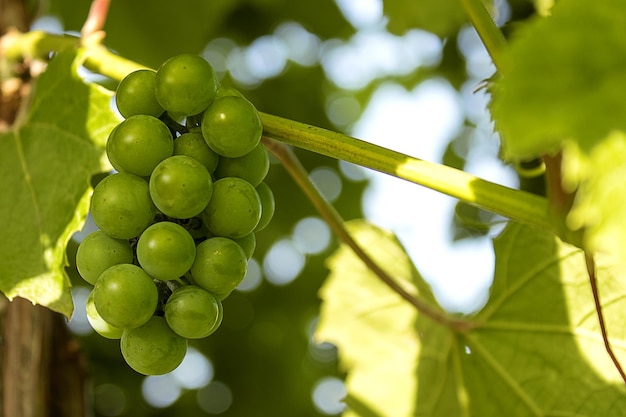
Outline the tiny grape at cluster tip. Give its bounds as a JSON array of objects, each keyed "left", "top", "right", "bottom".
[{"left": 75, "top": 54, "right": 276, "bottom": 376}]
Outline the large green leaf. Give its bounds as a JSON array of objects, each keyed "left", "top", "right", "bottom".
[
  {"left": 490, "top": 0, "right": 626, "bottom": 279},
  {"left": 0, "top": 50, "right": 118, "bottom": 316},
  {"left": 490, "top": 0, "right": 626, "bottom": 160},
  {"left": 316, "top": 220, "right": 626, "bottom": 416},
  {"left": 562, "top": 132, "right": 626, "bottom": 285}
]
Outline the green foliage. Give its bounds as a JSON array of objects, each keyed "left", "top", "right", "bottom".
[
  {"left": 490, "top": 0, "right": 626, "bottom": 160},
  {"left": 564, "top": 132, "right": 626, "bottom": 280},
  {"left": 490, "top": 0, "right": 626, "bottom": 281},
  {"left": 0, "top": 50, "right": 117, "bottom": 316},
  {"left": 316, "top": 220, "right": 439, "bottom": 416},
  {"left": 5, "top": 0, "right": 626, "bottom": 416},
  {"left": 317, "top": 221, "right": 626, "bottom": 416}
]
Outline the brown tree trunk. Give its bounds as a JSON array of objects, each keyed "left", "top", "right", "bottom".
[{"left": 0, "top": 297, "right": 89, "bottom": 417}]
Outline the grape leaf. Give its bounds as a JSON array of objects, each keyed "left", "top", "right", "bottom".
[
  {"left": 316, "top": 220, "right": 626, "bottom": 416},
  {"left": 562, "top": 132, "right": 626, "bottom": 283},
  {"left": 490, "top": 0, "right": 626, "bottom": 281},
  {"left": 0, "top": 50, "right": 118, "bottom": 316},
  {"left": 490, "top": 0, "right": 626, "bottom": 160}
]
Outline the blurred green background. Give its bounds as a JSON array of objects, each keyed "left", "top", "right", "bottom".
[{"left": 27, "top": 0, "right": 541, "bottom": 415}]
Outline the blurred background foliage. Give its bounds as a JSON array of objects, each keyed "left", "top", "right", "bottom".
[{"left": 23, "top": 0, "right": 543, "bottom": 415}]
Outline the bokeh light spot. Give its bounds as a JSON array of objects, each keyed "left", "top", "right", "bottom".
[
  {"left": 309, "top": 166, "right": 342, "bottom": 202},
  {"left": 67, "top": 286, "right": 92, "bottom": 336},
  {"left": 263, "top": 239, "right": 305, "bottom": 285},
  {"left": 326, "top": 93, "right": 361, "bottom": 128},
  {"left": 141, "top": 374, "right": 181, "bottom": 408},
  {"left": 93, "top": 383, "right": 126, "bottom": 416},
  {"left": 197, "top": 381, "right": 233, "bottom": 414},
  {"left": 292, "top": 217, "right": 332, "bottom": 255},
  {"left": 171, "top": 347, "right": 214, "bottom": 389},
  {"left": 339, "top": 160, "right": 369, "bottom": 182},
  {"left": 312, "top": 377, "right": 347, "bottom": 415}
]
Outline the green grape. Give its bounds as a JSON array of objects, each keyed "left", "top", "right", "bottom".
[
  {"left": 191, "top": 237, "right": 247, "bottom": 299},
  {"left": 76, "top": 230, "right": 133, "bottom": 285},
  {"left": 233, "top": 232, "right": 256, "bottom": 259},
  {"left": 201, "top": 177, "right": 261, "bottom": 238},
  {"left": 254, "top": 182, "right": 275, "bottom": 232},
  {"left": 214, "top": 144, "right": 269, "bottom": 186},
  {"left": 106, "top": 115, "right": 173, "bottom": 177},
  {"left": 150, "top": 155, "right": 213, "bottom": 219},
  {"left": 164, "top": 285, "right": 223, "bottom": 339},
  {"left": 173, "top": 132, "right": 219, "bottom": 173},
  {"left": 155, "top": 54, "right": 218, "bottom": 116},
  {"left": 201, "top": 96, "right": 262, "bottom": 158},
  {"left": 86, "top": 291, "right": 123, "bottom": 339},
  {"left": 115, "top": 69, "right": 164, "bottom": 118},
  {"left": 92, "top": 264, "right": 158, "bottom": 329},
  {"left": 91, "top": 173, "right": 156, "bottom": 239},
  {"left": 121, "top": 316, "right": 187, "bottom": 375},
  {"left": 137, "top": 222, "right": 196, "bottom": 280}
]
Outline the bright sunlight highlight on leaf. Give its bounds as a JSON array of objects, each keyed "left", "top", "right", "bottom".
[
  {"left": 0, "top": 50, "right": 118, "bottom": 316},
  {"left": 316, "top": 221, "right": 626, "bottom": 416}
]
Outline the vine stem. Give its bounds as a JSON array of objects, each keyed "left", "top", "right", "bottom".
[
  {"left": 261, "top": 112, "right": 552, "bottom": 231},
  {"left": 262, "top": 137, "right": 470, "bottom": 330},
  {"left": 459, "top": 0, "right": 509, "bottom": 74},
  {"left": 585, "top": 253, "right": 626, "bottom": 384},
  {"left": 2, "top": 30, "right": 554, "bottom": 232}
]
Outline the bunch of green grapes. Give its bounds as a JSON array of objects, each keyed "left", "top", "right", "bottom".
[{"left": 76, "top": 54, "right": 276, "bottom": 376}]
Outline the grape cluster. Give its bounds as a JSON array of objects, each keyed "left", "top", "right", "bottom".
[{"left": 76, "top": 54, "right": 275, "bottom": 376}]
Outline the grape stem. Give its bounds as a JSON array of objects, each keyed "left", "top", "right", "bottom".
[
  {"left": 262, "top": 137, "right": 472, "bottom": 330},
  {"left": 260, "top": 112, "right": 553, "bottom": 232},
  {"left": 459, "top": 0, "right": 509, "bottom": 74}
]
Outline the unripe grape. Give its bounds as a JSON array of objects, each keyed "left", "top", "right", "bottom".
[
  {"left": 150, "top": 155, "right": 213, "bottom": 219},
  {"left": 202, "top": 177, "right": 261, "bottom": 239},
  {"left": 86, "top": 291, "right": 123, "bottom": 339},
  {"left": 215, "top": 144, "right": 269, "bottom": 186},
  {"left": 106, "top": 115, "right": 173, "bottom": 177},
  {"left": 121, "top": 316, "right": 187, "bottom": 375},
  {"left": 191, "top": 237, "right": 247, "bottom": 299},
  {"left": 92, "top": 264, "right": 158, "bottom": 329},
  {"left": 76, "top": 231, "right": 133, "bottom": 285},
  {"left": 91, "top": 173, "right": 156, "bottom": 239},
  {"left": 115, "top": 69, "right": 164, "bottom": 118},
  {"left": 233, "top": 233, "right": 256, "bottom": 259},
  {"left": 155, "top": 54, "right": 218, "bottom": 116},
  {"left": 137, "top": 222, "right": 196, "bottom": 280},
  {"left": 173, "top": 132, "right": 219, "bottom": 173},
  {"left": 201, "top": 96, "right": 262, "bottom": 158},
  {"left": 165, "top": 285, "right": 223, "bottom": 339}
]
